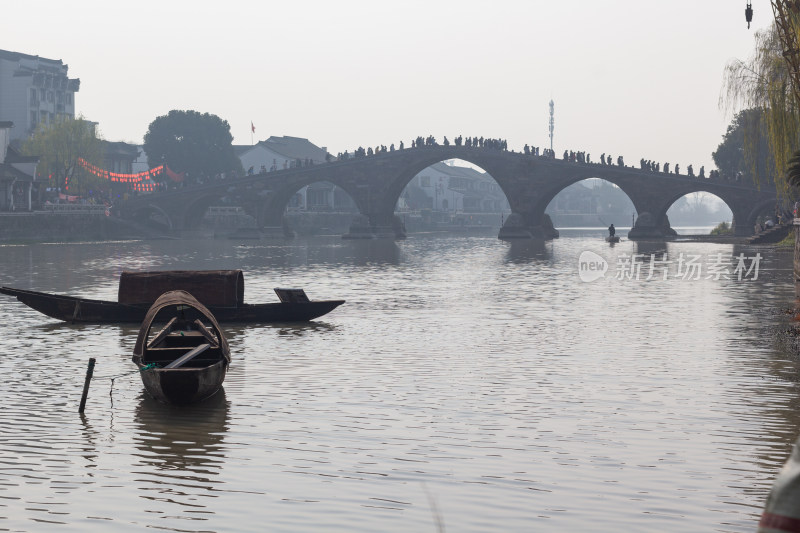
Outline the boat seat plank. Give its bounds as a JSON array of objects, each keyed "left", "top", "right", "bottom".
[
  {"left": 193, "top": 319, "right": 219, "bottom": 347},
  {"left": 147, "top": 317, "right": 178, "bottom": 349},
  {"left": 164, "top": 343, "right": 210, "bottom": 369}
]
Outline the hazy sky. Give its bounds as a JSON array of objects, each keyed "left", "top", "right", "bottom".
[{"left": 4, "top": 0, "right": 773, "bottom": 172}]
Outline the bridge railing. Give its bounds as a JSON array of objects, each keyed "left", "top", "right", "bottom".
[{"left": 40, "top": 204, "right": 108, "bottom": 215}]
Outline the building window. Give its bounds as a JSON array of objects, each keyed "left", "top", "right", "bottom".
[
  {"left": 30, "top": 111, "right": 38, "bottom": 129},
  {"left": 39, "top": 88, "right": 46, "bottom": 101},
  {"left": 47, "top": 91, "right": 54, "bottom": 102},
  {"left": 66, "top": 93, "right": 73, "bottom": 105}
]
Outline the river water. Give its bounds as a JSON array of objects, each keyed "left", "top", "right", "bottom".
[{"left": 0, "top": 230, "right": 798, "bottom": 532}]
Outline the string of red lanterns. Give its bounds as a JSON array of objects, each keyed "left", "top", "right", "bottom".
[{"left": 78, "top": 158, "right": 164, "bottom": 183}]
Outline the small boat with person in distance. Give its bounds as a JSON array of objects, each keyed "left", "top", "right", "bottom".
[{"left": 606, "top": 223, "right": 619, "bottom": 243}]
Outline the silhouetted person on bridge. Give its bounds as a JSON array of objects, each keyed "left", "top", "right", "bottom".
[{"left": 609, "top": 224, "right": 616, "bottom": 237}]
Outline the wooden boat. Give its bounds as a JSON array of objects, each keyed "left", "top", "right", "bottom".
[
  {"left": 132, "top": 290, "right": 231, "bottom": 404},
  {"left": 0, "top": 270, "right": 344, "bottom": 324},
  {"left": 606, "top": 235, "right": 620, "bottom": 243}
]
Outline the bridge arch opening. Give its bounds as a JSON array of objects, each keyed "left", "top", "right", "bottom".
[
  {"left": 544, "top": 178, "right": 636, "bottom": 231},
  {"left": 230, "top": 178, "right": 361, "bottom": 236},
  {"left": 281, "top": 181, "right": 359, "bottom": 235},
  {"left": 397, "top": 159, "right": 510, "bottom": 233},
  {"left": 132, "top": 205, "right": 174, "bottom": 231},
  {"left": 665, "top": 192, "right": 733, "bottom": 235}
]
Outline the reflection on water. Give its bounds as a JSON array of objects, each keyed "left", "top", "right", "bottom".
[
  {"left": 133, "top": 389, "right": 229, "bottom": 475},
  {"left": 0, "top": 233, "right": 798, "bottom": 531},
  {"left": 503, "top": 239, "right": 551, "bottom": 264}
]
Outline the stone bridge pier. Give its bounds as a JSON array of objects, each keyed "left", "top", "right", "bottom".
[{"left": 498, "top": 211, "right": 559, "bottom": 240}]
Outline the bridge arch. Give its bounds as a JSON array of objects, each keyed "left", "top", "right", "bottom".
[
  {"left": 543, "top": 177, "right": 636, "bottom": 229},
  {"left": 131, "top": 204, "right": 174, "bottom": 231},
  {"left": 397, "top": 158, "right": 510, "bottom": 214},
  {"left": 656, "top": 187, "right": 743, "bottom": 234},
  {"left": 664, "top": 191, "right": 733, "bottom": 232},
  {"left": 375, "top": 150, "right": 518, "bottom": 217},
  {"left": 182, "top": 193, "right": 227, "bottom": 229},
  {"left": 256, "top": 175, "right": 363, "bottom": 228}
]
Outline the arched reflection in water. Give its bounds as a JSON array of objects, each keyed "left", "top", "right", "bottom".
[
  {"left": 341, "top": 238, "right": 402, "bottom": 266},
  {"left": 229, "top": 236, "right": 402, "bottom": 269},
  {"left": 503, "top": 239, "right": 551, "bottom": 264}
]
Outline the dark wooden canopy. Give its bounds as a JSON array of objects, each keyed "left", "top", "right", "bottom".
[{"left": 118, "top": 270, "right": 244, "bottom": 307}]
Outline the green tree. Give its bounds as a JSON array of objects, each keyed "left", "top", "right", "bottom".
[
  {"left": 722, "top": 23, "right": 800, "bottom": 196},
  {"left": 712, "top": 108, "right": 774, "bottom": 184},
  {"left": 21, "top": 116, "right": 103, "bottom": 195},
  {"left": 143, "top": 110, "right": 243, "bottom": 184}
]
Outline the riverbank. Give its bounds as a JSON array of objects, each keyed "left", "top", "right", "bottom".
[{"left": 0, "top": 212, "right": 145, "bottom": 243}]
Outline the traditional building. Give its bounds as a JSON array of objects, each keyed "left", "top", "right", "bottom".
[
  {"left": 0, "top": 49, "right": 80, "bottom": 142},
  {"left": 102, "top": 141, "right": 139, "bottom": 175},
  {"left": 235, "top": 136, "right": 354, "bottom": 211},
  {"left": 236, "top": 136, "right": 329, "bottom": 174},
  {"left": 0, "top": 122, "right": 39, "bottom": 211}
]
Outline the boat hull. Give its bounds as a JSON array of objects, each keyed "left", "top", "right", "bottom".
[
  {"left": 606, "top": 236, "right": 620, "bottom": 243},
  {"left": 0, "top": 287, "right": 344, "bottom": 324},
  {"left": 133, "top": 356, "right": 226, "bottom": 404}
]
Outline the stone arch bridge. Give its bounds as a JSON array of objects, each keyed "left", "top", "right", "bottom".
[{"left": 118, "top": 146, "right": 778, "bottom": 240}]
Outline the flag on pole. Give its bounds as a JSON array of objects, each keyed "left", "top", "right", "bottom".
[{"left": 251, "top": 121, "right": 255, "bottom": 133}]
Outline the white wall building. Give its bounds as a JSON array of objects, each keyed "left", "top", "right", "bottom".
[
  {"left": 0, "top": 49, "right": 80, "bottom": 142},
  {"left": 237, "top": 136, "right": 329, "bottom": 174},
  {"left": 402, "top": 161, "right": 509, "bottom": 213},
  {"left": 236, "top": 136, "right": 356, "bottom": 211}
]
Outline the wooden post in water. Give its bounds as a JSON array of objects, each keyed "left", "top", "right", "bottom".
[{"left": 78, "top": 358, "right": 96, "bottom": 413}]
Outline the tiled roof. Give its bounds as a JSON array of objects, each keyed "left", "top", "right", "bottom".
[
  {"left": 0, "top": 49, "right": 64, "bottom": 67},
  {"left": 259, "top": 136, "right": 328, "bottom": 161},
  {"left": 4, "top": 145, "right": 38, "bottom": 164},
  {"left": 0, "top": 162, "right": 33, "bottom": 182}
]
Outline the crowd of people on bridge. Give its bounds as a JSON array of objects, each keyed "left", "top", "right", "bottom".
[
  {"left": 541, "top": 146, "right": 739, "bottom": 182},
  {"left": 334, "top": 135, "right": 512, "bottom": 161},
  {"left": 637, "top": 159, "right": 706, "bottom": 178}
]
